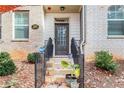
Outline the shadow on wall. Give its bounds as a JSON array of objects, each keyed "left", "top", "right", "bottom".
[
  {"left": 10, "top": 50, "right": 28, "bottom": 61},
  {"left": 9, "top": 50, "right": 124, "bottom": 62}
]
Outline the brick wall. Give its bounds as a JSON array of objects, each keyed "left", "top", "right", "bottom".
[
  {"left": 85, "top": 5, "right": 124, "bottom": 62},
  {"left": 0, "top": 5, "right": 44, "bottom": 61}
]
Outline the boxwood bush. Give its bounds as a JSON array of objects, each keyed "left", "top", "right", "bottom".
[
  {"left": 95, "top": 51, "right": 118, "bottom": 73},
  {"left": 0, "top": 52, "right": 16, "bottom": 76},
  {"left": 27, "top": 53, "right": 41, "bottom": 63},
  {"left": 0, "top": 52, "right": 10, "bottom": 61},
  {"left": 27, "top": 53, "right": 36, "bottom": 63}
]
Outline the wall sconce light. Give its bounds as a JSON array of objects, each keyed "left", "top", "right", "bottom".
[
  {"left": 60, "top": 6, "right": 65, "bottom": 11},
  {"left": 48, "top": 7, "right": 51, "bottom": 11}
]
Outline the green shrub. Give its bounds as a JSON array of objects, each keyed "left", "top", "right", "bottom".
[
  {"left": 0, "top": 52, "right": 10, "bottom": 62},
  {"left": 0, "top": 59, "right": 16, "bottom": 76},
  {"left": 95, "top": 51, "right": 118, "bottom": 73},
  {"left": 27, "top": 53, "right": 36, "bottom": 63},
  {"left": 0, "top": 52, "right": 16, "bottom": 76}
]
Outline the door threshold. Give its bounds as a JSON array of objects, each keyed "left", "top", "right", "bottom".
[{"left": 53, "top": 55, "right": 69, "bottom": 58}]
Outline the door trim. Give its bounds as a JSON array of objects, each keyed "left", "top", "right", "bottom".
[{"left": 54, "top": 23, "right": 69, "bottom": 55}]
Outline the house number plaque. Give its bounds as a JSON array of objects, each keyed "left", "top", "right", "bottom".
[{"left": 32, "top": 24, "right": 39, "bottom": 30}]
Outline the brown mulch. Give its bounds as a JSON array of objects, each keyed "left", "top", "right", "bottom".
[
  {"left": 84, "top": 61, "right": 124, "bottom": 88},
  {"left": 0, "top": 61, "right": 34, "bottom": 88},
  {"left": 41, "top": 81, "right": 69, "bottom": 88}
]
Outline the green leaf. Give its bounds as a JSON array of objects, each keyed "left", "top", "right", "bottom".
[
  {"left": 61, "top": 60, "right": 70, "bottom": 68},
  {"left": 74, "top": 68, "right": 80, "bottom": 78}
]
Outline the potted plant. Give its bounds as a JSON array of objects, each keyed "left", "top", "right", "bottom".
[{"left": 61, "top": 60, "right": 80, "bottom": 88}]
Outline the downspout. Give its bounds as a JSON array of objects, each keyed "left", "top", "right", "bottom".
[
  {"left": 80, "top": 5, "right": 86, "bottom": 54},
  {"left": 79, "top": 5, "right": 86, "bottom": 88}
]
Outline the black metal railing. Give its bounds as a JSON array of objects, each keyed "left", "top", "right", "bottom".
[
  {"left": 35, "top": 52, "right": 45, "bottom": 88},
  {"left": 35, "top": 38, "right": 53, "bottom": 88},
  {"left": 71, "top": 38, "right": 84, "bottom": 88},
  {"left": 44, "top": 38, "right": 53, "bottom": 60},
  {"left": 71, "top": 38, "right": 79, "bottom": 64}
]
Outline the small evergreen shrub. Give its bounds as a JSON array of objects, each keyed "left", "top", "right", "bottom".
[
  {"left": 27, "top": 53, "right": 36, "bottom": 63},
  {"left": 0, "top": 52, "right": 10, "bottom": 62},
  {"left": 0, "top": 59, "right": 16, "bottom": 76},
  {"left": 0, "top": 52, "right": 16, "bottom": 76},
  {"left": 95, "top": 51, "right": 118, "bottom": 73}
]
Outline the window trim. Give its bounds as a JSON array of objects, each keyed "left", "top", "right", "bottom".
[
  {"left": 12, "top": 11, "right": 29, "bottom": 41},
  {"left": 107, "top": 20, "right": 124, "bottom": 38},
  {"left": 107, "top": 6, "right": 124, "bottom": 38}
]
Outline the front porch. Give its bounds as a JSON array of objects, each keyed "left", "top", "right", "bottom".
[
  {"left": 34, "top": 5, "right": 84, "bottom": 88},
  {"left": 43, "top": 5, "right": 82, "bottom": 56},
  {"left": 35, "top": 36, "right": 84, "bottom": 88}
]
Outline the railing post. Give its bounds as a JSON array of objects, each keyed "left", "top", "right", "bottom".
[
  {"left": 71, "top": 38, "right": 79, "bottom": 64},
  {"left": 44, "top": 37, "right": 53, "bottom": 60},
  {"left": 71, "top": 38, "right": 84, "bottom": 88},
  {"left": 41, "top": 52, "right": 46, "bottom": 84},
  {"left": 79, "top": 53, "right": 84, "bottom": 88},
  {"left": 35, "top": 38, "right": 53, "bottom": 88},
  {"left": 35, "top": 52, "right": 43, "bottom": 88},
  {"left": 35, "top": 53, "right": 38, "bottom": 88}
]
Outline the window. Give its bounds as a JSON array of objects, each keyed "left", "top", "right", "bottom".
[
  {"left": 0, "top": 14, "right": 1, "bottom": 39},
  {"left": 14, "top": 11, "right": 29, "bottom": 40},
  {"left": 108, "top": 6, "right": 124, "bottom": 36}
]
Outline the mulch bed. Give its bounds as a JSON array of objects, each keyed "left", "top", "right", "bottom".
[
  {"left": 1, "top": 60, "right": 124, "bottom": 88},
  {"left": 0, "top": 61, "right": 34, "bottom": 88},
  {"left": 84, "top": 61, "right": 124, "bottom": 88}
]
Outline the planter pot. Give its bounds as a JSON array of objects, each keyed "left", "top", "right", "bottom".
[{"left": 65, "top": 74, "right": 79, "bottom": 88}]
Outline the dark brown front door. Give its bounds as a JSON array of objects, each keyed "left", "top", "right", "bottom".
[{"left": 55, "top": 23, "right": 69, "bottom": 55}]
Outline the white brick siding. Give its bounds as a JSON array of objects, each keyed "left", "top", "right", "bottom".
[
  {"left": 0, "top": 5, "right": 44, "bottom": 60},
  {"left": 85, "top": 5, "right": 124, "bottom": 61},
  {"left": 44, "top": 13, "right": 80, "bottom": 54}
]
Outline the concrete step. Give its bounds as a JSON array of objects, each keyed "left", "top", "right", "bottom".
[
  {"left": 54, "top": 75, "right": 65, "bottom": 78},
  {"left": 46, "top": 62, "right": 54, "bottom": 68},
  {"left": 54, "top": 59, "right": 74, "bottom": 64},
  {"left": 54, "top": 58, "right": 72, "bottom": 63},
  {"left": 54, "top": 68, "right": 73, "bottom": 75},
  {"left": 46, "top": 68, "right": 54, "bottom": 76},
  {"left": 45, "top": 75, "right": 65, "bottom": 83},
  {"left": 45, "top": 57, "right": 74, "bottom": 84},
  {"left": 47, "top": 59, "right": 55, "bottom": 63},
  {"left": 54, "top": 75, "right": 65, "bottom": 82},
  {"left": 46, "top": 68, "right": 73, "bottom": 76},
  {"left": 54, "top": 63, "right": 72, "bottom": 69},
  {"left": 46, "top": 58, "right": 55, "bottom": 68},
  {"left": 53, "top": 55, "right": 69, "bottom": 58},
  {"left": 45, "top": 76, "right": 55, "bottom": 83}
]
